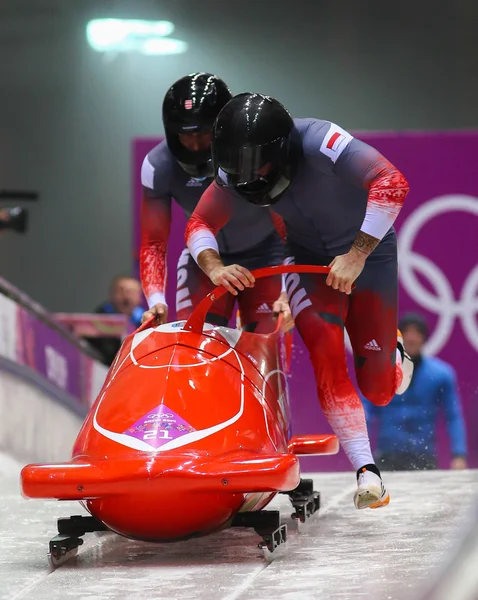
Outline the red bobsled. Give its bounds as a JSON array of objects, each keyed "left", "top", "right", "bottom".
[{"left": 21, "top": 265, "right": 339, "bottom": 565}]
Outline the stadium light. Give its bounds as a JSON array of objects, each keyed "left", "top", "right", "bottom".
[
  {"left": 86, "top": 19, "right": 188, "bottom": 55},
  {"left": 142, "top": 38, "right": 188, "bottom": 55}
]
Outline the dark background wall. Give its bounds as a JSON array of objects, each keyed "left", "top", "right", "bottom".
[{"left": 0, "top": 0, "right": 476, "bottom": 310}]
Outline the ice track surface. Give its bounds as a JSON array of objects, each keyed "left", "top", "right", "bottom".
[{"left": 1, "top": 453, "right": 477, "bottom": 600}]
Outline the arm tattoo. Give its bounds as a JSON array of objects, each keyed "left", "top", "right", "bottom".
[{"left": 352, "top": 231, "right": 380, "bottom": 255}]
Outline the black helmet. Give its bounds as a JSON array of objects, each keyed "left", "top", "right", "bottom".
[
  {"left": 213, "top": 93, "right": 295, "bottom": 206},
  {"left": 162, "top": 73, "right": 232, "bottom": 178}
]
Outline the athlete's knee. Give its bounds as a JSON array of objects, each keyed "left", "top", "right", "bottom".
[
  {"left": 358, "top": 379, "right": 394, "bottom": 407},
  {"left": 364, "top": 389, "right": 394, "bottom": 407},
  {"left": 354, "top": 350, "right": 397, "bottom": 406}
]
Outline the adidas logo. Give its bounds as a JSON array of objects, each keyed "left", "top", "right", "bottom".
[
  {"left": 186, "top": 178, "right": 206, "bottom": 187},
  {"left": 364, "top": 339, "right": 381, "bottom": 351},
  {"left": 256, "top": 303, "right": 272, "bottom": 314}
]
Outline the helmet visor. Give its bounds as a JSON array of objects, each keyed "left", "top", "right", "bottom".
[
  {"left": 167, "top": 118, "right": 214, "bottom": 135},
  {"left": 214, "top": 138, "right": 285, "bottom": 184}
]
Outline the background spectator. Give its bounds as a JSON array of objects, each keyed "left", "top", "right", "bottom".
[
  {"left": 86, "top": 275, "right": 144, "bottom": 366},
  {"left": 364, "top": 313, "right": 468, "bottom": 471}
]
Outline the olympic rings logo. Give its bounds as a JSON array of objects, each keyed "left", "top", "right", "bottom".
[
  {"left": 148, "top": 413, "right": 174, "bottom": 419},
  {"left": 398, "top": 194, "right": 478, "bottom": 355}
]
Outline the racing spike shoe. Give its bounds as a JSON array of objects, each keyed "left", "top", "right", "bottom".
[
  {"left": 396, "top": 329, "right": 414, "bottom": 395},
  {"left": 354, "top": 465, "right": 390, "bottom": 510}
]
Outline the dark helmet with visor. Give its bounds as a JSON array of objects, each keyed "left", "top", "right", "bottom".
[
  {"left": 162, "top": 73, "right": 232, "bottom": 178},
  {"left": 213, "top": 93, "right": 295, "bottom": 205}
]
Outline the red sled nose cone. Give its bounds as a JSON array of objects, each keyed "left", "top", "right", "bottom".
[{"left": 87, "top": 491, "right": 245, "bottom": 541}]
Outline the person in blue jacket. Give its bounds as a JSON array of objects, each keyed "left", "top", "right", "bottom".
[
  {"left": 364, "top": 313, "right": 468, "bottom": 470},
  {"left": 96, "top": 275, "right": 144, "bottom": 329},
  {"left": 87, "top": 276, "right": 144, "bottom": 365}
]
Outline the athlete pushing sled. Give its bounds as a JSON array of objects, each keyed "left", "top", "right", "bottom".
[
  {"left": 140, "top": 73, "right": 293, "bottom": 333},
  {"left": 185, "top": 93, "right": 414, "bottom": 509}
]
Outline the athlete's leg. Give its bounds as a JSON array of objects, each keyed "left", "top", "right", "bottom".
[
  {"left": 236, "top": 275, "right": 282, "bottom": 333},
  {"left": 285, "top": 249, "right": 389, "bottom": 509},
  {"left": 346, "top": 231, "right": 413, "bottom": 406},
  {"left": 175, "top": 247, "right": 234, "bottom": 325}
]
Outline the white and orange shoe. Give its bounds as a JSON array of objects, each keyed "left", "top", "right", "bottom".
[
  {"left": 354, "top": 467, "right": 390, "bottom": 510},
  {"left": 396, "top": 329, "right": 414, "bottom": 395}
]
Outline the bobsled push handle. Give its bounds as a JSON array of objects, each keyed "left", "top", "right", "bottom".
[{"left": 184, "top": 264, "right": 330, "bottom": 335}]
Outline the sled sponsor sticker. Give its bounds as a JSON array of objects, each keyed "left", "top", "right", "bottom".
[{"left": 123, "top": 404, "right": 196, "bottom": 449}]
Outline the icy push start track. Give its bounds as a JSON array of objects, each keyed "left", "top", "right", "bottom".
[{"left": 1, "top": 454, "right": 477, "bottom": 600}]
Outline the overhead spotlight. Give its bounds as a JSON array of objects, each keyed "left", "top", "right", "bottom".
[
  {"left": 142, "top": 38, "right": 188, "bottom": 55},
  {"left": 86, "top": 19, "right": 188, "bottom": 55}
]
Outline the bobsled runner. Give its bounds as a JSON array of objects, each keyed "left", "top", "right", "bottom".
[{"left": 21, "top": 265, "right": 339, "bottom": 567}]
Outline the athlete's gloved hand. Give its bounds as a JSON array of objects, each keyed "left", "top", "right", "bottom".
[
  {"left": 326, "top": 247, "right": 366, "bottom": 295},
  {"left": 209, "top": 264, "right": 255, "bottom": 296},
  {"left": 141, "top": 303, "right": 168, "bottom": 325},
  {"left": 272, "top": 292, "right": 294, "bottom": 332}
]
